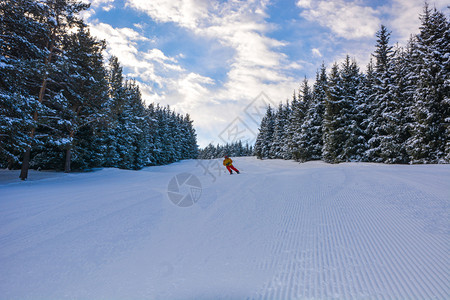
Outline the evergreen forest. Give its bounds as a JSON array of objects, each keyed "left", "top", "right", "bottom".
[
  {"left": 254, "top": 5, "right": 449, "bottom": 164},
  {"left": 0, "top": 0, "right": 198, "bottom": 179}
]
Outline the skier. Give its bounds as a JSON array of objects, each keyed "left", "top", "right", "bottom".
[{"left": 223, "top": 155, "right": 240, "bottom": 175}]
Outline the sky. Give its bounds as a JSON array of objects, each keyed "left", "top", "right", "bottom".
[{"left": 80, "top": 0, "right": 448, "bottom": 148}]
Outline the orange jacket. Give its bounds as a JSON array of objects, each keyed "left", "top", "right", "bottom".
[{"left": 223, "top": 157, "right": 233, "bottom": 166}]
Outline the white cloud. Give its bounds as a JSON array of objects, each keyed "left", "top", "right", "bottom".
[
  {"left": 85, "top": 0, "right": 341, "bottom": 146},
  {"left": 144, "top": 49, "right": 178, "bottom": 64},
  {"left": 122, "top": 0, "right": 298, "bottom": 143},
  {"left": 312, "top": 48, "right": 322, "bottom": 57},
  {"left": 384, "top": 0, "right": 449, "bottom": 44},
  {"left": 82, "top": 0, "right": 115, "bottom": 9},
  {"left": 125, "top": 0, "right": 210, "bottom": 29},
  {"left": 296, "top": 0, "right": 381, "bottom": 39},
  {"left": 297, "top": 0, "right": 312, "bottom": 8},
  {"left": 102, "top": 4, "right": 114, "bottom": 11},
  {"left": 87, "top": 21, "right": 190, "bottom": 98}
]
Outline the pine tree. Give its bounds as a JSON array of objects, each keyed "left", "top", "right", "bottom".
[
  {"left": 354, "top": 59, "right": 375, "bottom": 162},
  {"left": 271, "top": 103, "right": 287, "bottom": 159},
  {"left": 253, "top": 6, "right": 448, "bottom": 165},
  {"left": 298, "top": 70, "right": 326, "bottom": 162},
  {"left": 385, "top": 43, "right": 415, "bottom": 163},
  {"left": 0, "top": 0, "right": 49, "bottom": 169},
  {"left": 406, "top": 4, "right": 450, "bottom": 163},
  {"left": 48, "top": 26, "right": 108, "bottom": 172},
  {"left": 103, "top": 56, "right": 125, "bottom": 167},
  {"left": 340, "top": 56, "right": 363, "bottom": 161},
  {"left": 308, "top": 64, "right": 327, "bottom": 160},
  {"left": 322, "top": 63, "right": 341, "bottom": 163},
  {"left": 288, "top": 82, "right": 309, "bottom": 161},
  {"left": 366, "top": 25, "right": 397, "bottom": 162},
  {"left": 254, "top": 106, "right": 275, "bottom": 159},
  {"left": 281, "top": 100, "right": 292, "bottom": 160},
  {"left": 322, "top": 57, "right": 361, "bottom": 163},
  {"left": 198, "top": 141, "right": 250, "bottom": 159},
  {"left": 15, "top": 0, "right": 90, "bottom": 178}
]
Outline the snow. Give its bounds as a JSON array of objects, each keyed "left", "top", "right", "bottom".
[{"left": 0, "top": 158, "right": 449, "bottom": 299}]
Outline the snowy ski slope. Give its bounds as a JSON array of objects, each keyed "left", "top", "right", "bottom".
[{"left": 0, "top": 157, "right": 449, "bottom": 299}]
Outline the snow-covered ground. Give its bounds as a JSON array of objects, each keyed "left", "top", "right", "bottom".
[{"left": 0, "top": 157, "right": 449, "bottom": 299}]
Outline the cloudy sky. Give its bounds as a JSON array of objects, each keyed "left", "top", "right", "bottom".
[{"left": 80, "top": 0, "right": 447, "bottom": 147}]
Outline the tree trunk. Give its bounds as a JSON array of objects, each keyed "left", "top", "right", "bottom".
[
  {"left": 7, "top": 157, "right": 14, "bottom": 170},
  {"left": 19, "top": 147, "right": 31, "bottom": 180},
  {"left": 64, "top": 148, "right": 71, "bottom": 173},
  {"left": 19, "top": 80, "right": 47, "bottom": 180},
  {"left": 19, "top": 36, "right": 55, "bottom": 180},
  {"left": 64, "top": 130, "right": 75, "bottom": 173}
]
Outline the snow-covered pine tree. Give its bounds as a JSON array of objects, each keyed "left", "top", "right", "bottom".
[
  {"left": 198, "top": 143, "right": 213, "bottom": 159},
  {"left": 288, "top": 82, "right": 309, "bottom": 161},
  {"left": 298, "top": 70, "right": 325, "bottom": 162},
  {"left": 161, "top": 107, "right": 177, "bottom": 164},
  {"left": 271, "top": 103, "right": 288, "bottom": 159},
  {"left": 385, "top": 42, "right": 416, "bottom": 163},
  {"left": 306, "top": 64, "right": 327, "bottom": 161},
  {"left": 182, "top": 114, "right": 199, "bottom": 159},
  {"left": 198, "top": 141, "right": 251, "bottom": 159},
  {"left": 281, "top": 100, "right": 292, "bottom": 160},
  {"left": 0, "top": 0, "right": 46, "bottom": 169},
  {"left": 357, "top": 58, "right": 376, "bottom": 162},
  {"left": 366, "top": 25, "right": 398, "bottom": 163},
  {"left": 254, "top": 105, "right": 275, "bottom": 159},
  {"left": 406, "top": 4, "right": 449, "bottom": 163},
  {"left": 340, "top": 56, "right": 363, "bottom": 161},
  {"left": 322, "top": 56, "right": 361, "bottom": 163},
  {"left": 322, "top": 63, "right": 342, "bottom": 163},
  {"left": 54, "top": 26, "right": 108, "bottom": 172},
  {"left": 18, "top": 0, "right": 90, "bottom": 179},
  {"left": 124, "top": 80, "right": 148, "bottom": 169},
  {"left": 103, "top": 56, "right": 126, "bottom": 168},
  {"left": 282, "top": 91, "right": 297, "bottom": 160},
  {"left": 143, "top": 103, "right": 158, "bottom": 164}
]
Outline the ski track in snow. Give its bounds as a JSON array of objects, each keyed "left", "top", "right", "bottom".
[{"left": 0, "top": 158, "right": 449, "bottom": 299}]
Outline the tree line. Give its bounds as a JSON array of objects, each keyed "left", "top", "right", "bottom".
[
  {"left": 198, "top": 141, "right": 253, "bottom": 159},
  {"left": 0, "top": 0, "right": 198, "bottom": 179},
  {"left": 254, "top": 4, "right": 449, "bottom": 164}
]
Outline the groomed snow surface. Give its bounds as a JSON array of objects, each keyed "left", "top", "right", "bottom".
[{"left": 0, "top": 157, "right": 449, "bottom": 299}]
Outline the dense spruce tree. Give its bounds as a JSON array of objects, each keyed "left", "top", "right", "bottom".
[
  {"left": 295, "top": 78, "right": 314, "bottom": 162},
  {"left": 1, "top": 1, "right": 199, "bottom": 174},
  {"left": 198, "top": 141, "right": 252, "bottom": 159},
  {"left": 281, "top": 100, "right": 292, "bottom": 160},
  {"left": 288, "top": 83, "right": 309, "bottom": 160},
  {"left": 322, "top": 57, "right": 361, "bottom": 163},
  {"left": 254, "top": 6, "right": 448, "bottom": 165},
  {"left": 406, "top": 4, "right": 450, "bottom": 163},
  {"left": 18, "top": 0, "right": 90, "bottom": 179},
  {"left": 357, "top": 59, "right": 376, "bottom": 161},
  {"left": 0, "top": 0, "right": 47, "bottom": 169},
  {"left": 254, "top": 105, "right": 275, "bottom": 159},
  {"left": 366, "top": 25, "right": 395, "bottom": 162},
  {"left": 180, "top": 114, "right": 198, "bottom": 159},
  {"left": 65, "top": 27, "right": 109, "bottom": 171},
  {"left": 271, "top": 102, "right": 290, "bottom": 159},
  {"left": 322, "top": 63, "right": 341, "bottom": 163},
  {"left": 103, "top": 56, "right": 126, "bottom": 167},
  {"left": 386, "top": 43, "right": 415, "bottom": 163},
  {"left": 340, "top": 56, "right": 363, "bottom": 161},
  {"left": 117, "top": 80, "right": 146, "bottom": 169},
  {"left": 301, "top": 64, "right": 327, "bottom": 161},
  {"left": 31, "top": 26, "right": 109, "bottom": 172}
]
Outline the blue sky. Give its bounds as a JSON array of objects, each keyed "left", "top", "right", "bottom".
[{"left": 81, "top": 0, "right": 447, "bottom": 148}]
